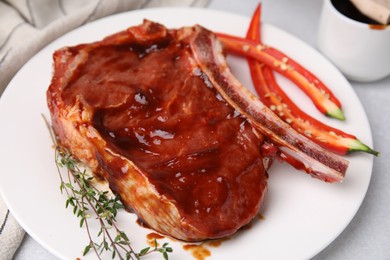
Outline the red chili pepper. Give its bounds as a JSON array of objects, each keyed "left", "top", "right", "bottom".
[
  {"left": 215, "top": 32, "right": 345, "bottom": 121},
  {"left": 191, "top": 29, "right": 349, "bottom": 183},
  {"left": 245, "top": 3, "right": 379, "bottom": 156}
]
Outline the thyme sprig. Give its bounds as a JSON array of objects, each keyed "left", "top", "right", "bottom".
[{"left": 44, "top": 115, "right": 172, "bottom": 259}]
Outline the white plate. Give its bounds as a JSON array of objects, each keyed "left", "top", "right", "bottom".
[{"left": 0, "top": 7, "right": 374, "bottom": 260}]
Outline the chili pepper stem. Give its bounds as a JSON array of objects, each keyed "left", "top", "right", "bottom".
[
  {"left": 327, "top": 107, "right": 345, "bottom": 121},
  {"left": 348, "top": 139, "right": 380, "bottom": 156}
]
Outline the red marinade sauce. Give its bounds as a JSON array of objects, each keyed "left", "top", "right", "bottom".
[{"left": 61, "top": 31, "right": 265, "bottom": 232}]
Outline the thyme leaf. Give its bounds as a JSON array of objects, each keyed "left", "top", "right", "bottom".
[{"left": 43, "top": 115, "right": 173, "bottom": 260}]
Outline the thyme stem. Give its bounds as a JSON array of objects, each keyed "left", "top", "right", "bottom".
[{"left": 42, "top": 114, "right": 173, "bottom": 259}]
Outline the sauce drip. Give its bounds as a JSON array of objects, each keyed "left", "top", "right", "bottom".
[
  {"left": 183, "top": 237, "right": 230, "bottom": 260},
  {"left": 147, "top": 232, "right": 165, "bottom": 240},
  {"left": 146, "top": 232, "right": 165, "bottom": 247},
  {"left": 183, "top": 244, "right": 211, "bottom": 260}
]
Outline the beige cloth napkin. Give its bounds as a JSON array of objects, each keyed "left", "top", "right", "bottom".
[
  {"left": 0, "top": 199, "right": 24, "bottom": 260},
  {"left": 0, "top": 0, "right": 208, "bottom": 259}
]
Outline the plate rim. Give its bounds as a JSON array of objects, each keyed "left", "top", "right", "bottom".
[{"left": 0, "top": 7, "right": 374, "bottom": 260}]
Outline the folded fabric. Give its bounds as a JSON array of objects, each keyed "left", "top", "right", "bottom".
[
  {"left": 0, "top": 0, "right": 208, "bottom": 259},
  {"left": 0, "top": 198, "right": 24, "bottom": 260}
]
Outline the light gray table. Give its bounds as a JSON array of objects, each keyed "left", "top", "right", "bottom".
[{"left": 14, "top": 0, "right": 390, "bottom": 259}]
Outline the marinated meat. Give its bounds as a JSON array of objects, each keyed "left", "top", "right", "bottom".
[{"left": 47, "top": 20, "right": 268, "bottom": 241}]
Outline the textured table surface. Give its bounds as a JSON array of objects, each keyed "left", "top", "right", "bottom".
[{"left": 14, "top": 0, "right": 390, "bottom": 259}]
